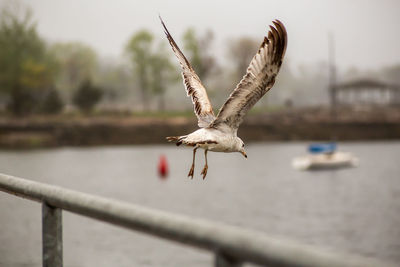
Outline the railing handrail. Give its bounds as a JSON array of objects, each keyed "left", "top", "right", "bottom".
[{"left": 0, "top": 173, "right": 395, "bottom": 267}]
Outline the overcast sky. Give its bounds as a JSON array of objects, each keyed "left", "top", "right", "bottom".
[{"left": 11, "top": 0, "right": 400, "bottom": 71}]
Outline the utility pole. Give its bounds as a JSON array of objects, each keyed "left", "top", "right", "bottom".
[{"left": 328, "top": 32, "right": 337, "bottom": 119}]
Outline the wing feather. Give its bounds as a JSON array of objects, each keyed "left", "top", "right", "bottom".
[
  {"left": 209, "top": 20, "right": 287, "bottom": 133},
  {"left": 159, "top": 16, "right": 215, "bottom": 128}
]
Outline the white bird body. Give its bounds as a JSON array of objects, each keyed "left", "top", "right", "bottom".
[
  {"left": 160, "top": 17, "right": 287, "bottom": 179},
  {"left": 178, "top": 128, "right": 242, "bottom": 153}
]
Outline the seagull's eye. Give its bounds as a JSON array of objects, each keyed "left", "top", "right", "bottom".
[{"left": 242, "top": 144, "right": 245, "bottom": 148}]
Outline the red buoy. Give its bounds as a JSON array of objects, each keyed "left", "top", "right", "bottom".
[{"left": 158, "top": 154, "right": 169, "bottom": 179}]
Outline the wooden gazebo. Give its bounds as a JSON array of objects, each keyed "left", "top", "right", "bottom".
[{"left": 332, "top": 79, "right": 400, "bottom": 106}]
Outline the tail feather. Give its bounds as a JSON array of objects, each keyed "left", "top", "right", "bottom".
[
  {"left": 166, "top": 136, "right": 183, "bottom": 146},
  {"left": 166, "top": 136, "right": 179, "bottom": 142}
]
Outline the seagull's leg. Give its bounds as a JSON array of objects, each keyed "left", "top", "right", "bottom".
[
  {"left": 201, "top": 149, "right": 208, "bottom": 179},
  {"left": 188, "top": 146, "right": 198, "bottom": 178}
]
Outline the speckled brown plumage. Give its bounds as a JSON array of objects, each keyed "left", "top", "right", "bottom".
[
  {"left": 210, "top": 20, "right": 287, "bottom": 132},
  {"left": 160, "top": 17, "right": 215, "bottom": 128},
  {"left": 161, "top": 17, "right": 287, "bottom": 179}
]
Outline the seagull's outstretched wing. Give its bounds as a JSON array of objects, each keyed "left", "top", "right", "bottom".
[
  {"left": 210, "top": 20, "right": 287, "bottom": 133},
  {"left": 160, "top": 17, "right": 215, "bottom": 128}
]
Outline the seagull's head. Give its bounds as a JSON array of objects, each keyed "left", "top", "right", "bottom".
[{"left": 235, "top": 138, "right": 247, "bottom": 158}]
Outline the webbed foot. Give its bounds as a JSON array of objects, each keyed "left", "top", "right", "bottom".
[
  {"left": 201, "top": 164, "right": 208, "bottom": 179},
  {"left": 188, "top": 164, "right": 195, "bottom": 179}
]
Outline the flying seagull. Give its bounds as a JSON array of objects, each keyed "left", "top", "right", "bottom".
[{"left": 160, "top": 17, "right": 287, "bottom": 179}]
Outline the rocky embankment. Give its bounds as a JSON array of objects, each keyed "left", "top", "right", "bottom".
[{"left": 1, "top": 106, "right": 400, "bottom": 148}]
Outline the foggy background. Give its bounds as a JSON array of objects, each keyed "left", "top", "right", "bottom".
[
  {"left": 2, "top": 0, "right": 399, "bottom": 113},
  {"left": 25, "top": 0, "right": 400, "bottom": 69},
  {"left": 1, "top": 1, "right": 400, "bottom": 266}
]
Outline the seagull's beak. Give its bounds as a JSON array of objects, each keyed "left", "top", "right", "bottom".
[{"left": 241, "top": 151, "right": 248, "bottom": 158}]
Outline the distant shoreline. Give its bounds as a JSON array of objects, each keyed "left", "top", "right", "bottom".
[{"left": 1, "top": 106, "right": 400, "bottom": 149}]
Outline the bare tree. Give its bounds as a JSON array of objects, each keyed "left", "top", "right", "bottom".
[
  {"left": 125, "top": 30, "right": 154, "bottom": 110},
  {"left": 182, "top": 28, "right": 218, "bottom": 82},
  {"left": 149, "top": 45, "right": 176, "bottom": 111},
  {"left": 50, "top": 42, "right": 98, "bottom": 99},
  {"left": 227, "top": 37, "right": 259, "bottom": 81}
]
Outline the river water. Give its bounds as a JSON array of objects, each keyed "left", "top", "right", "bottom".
[{"left": 0, "top": 142, "right": 399, "bottom": 266}]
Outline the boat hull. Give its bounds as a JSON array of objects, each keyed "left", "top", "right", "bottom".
[{"left": 292, "top": 152, "right": 359, "bottom": 171}]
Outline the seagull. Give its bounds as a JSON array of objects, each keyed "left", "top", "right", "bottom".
[{"left": 160, "top": 17, "right": 287, "bottom": 179}]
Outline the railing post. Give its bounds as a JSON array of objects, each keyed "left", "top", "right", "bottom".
[
  {"left": 42, "top": 202, "right": 63, "bottom": 267},
  {"left": 1, "top": 174, "right": 396, "bottom": 267},
  {"left": 215, "top": 252, "right": 242, "bottom": 267}
]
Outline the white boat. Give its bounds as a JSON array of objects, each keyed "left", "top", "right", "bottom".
[{"left": 292, "top": 151, "right": 359, "bottom": 171}]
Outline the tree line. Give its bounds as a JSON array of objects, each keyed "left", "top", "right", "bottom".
[
  {"left": 0, "top": 3, "right": 219, "bottom": 115},
  {"left": 0, "top": 4, "right": 100, "bottom": 115},
  {"left": 1, "top": 3, "right": 400, "bottom": 116},
  {"left": 0, "top": 3, "right": 282, "bottom": 116}
]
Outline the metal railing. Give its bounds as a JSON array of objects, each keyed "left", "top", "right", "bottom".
[{"left": 0, "top": 173, "right": 395, "bottom": 267}]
